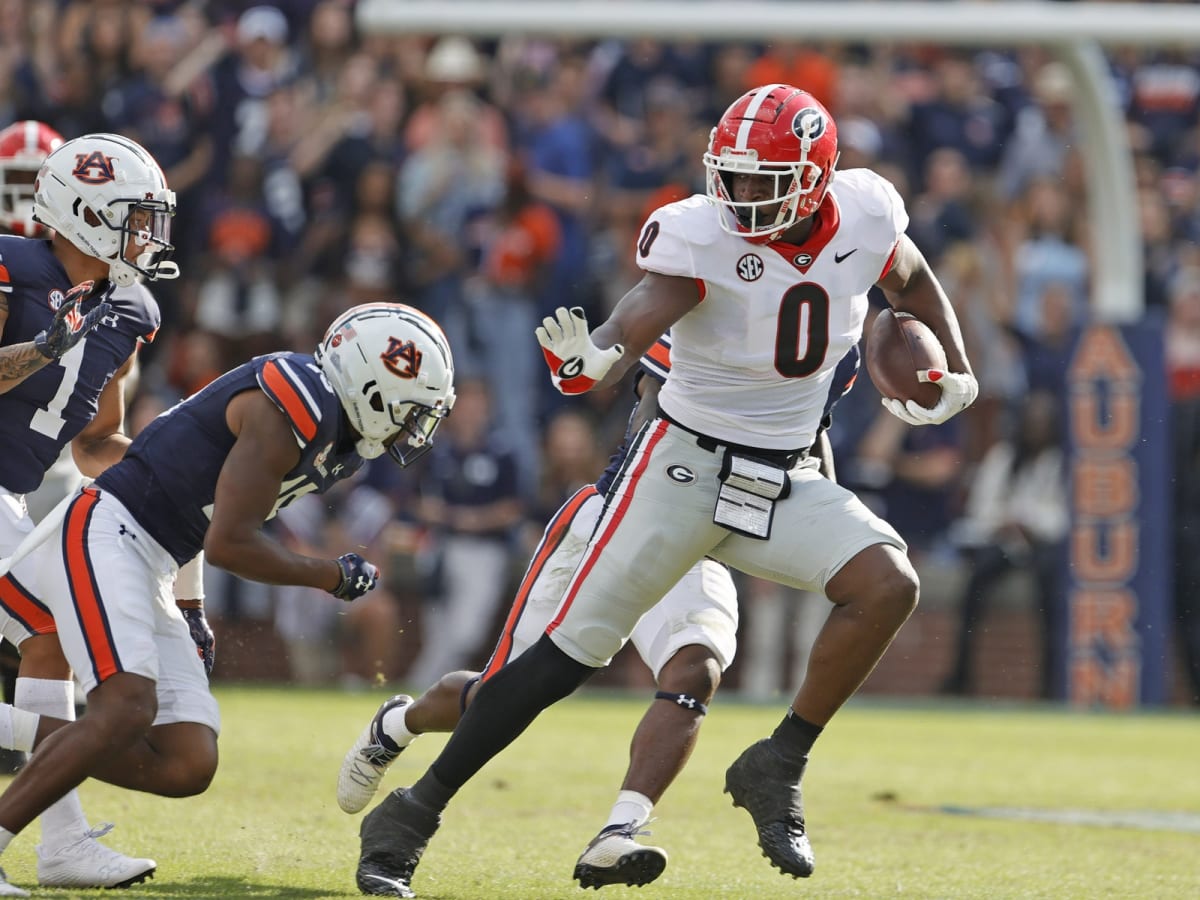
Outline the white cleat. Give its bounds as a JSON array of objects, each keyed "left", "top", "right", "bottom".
[
  {"left": 573, "top": 822, "right": 668, "bottom": 889},
  {"left": 338, "top": 694, "right": 413, "bottom": 814},
  {"left": 0, "top": 867, "right": 28, "bottom": 898},
  {"left": 36, "top": 823, "right": 156, "bottom": 888}
]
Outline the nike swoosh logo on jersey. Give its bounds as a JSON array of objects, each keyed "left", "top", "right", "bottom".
[{"left": 834, "top": 249, "right": 858, "bottom": 263}]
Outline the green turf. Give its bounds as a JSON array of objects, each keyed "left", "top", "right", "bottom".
[{"left": 3, "top": 687, "right": 1197, "bottom": 899}]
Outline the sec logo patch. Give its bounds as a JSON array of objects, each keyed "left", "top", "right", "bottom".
[
  {"left": 666, "top": 464, "right": 696, "bottom": 484},
  {"left": 736, "top": 253, "right": 764, "bottom": 282}
]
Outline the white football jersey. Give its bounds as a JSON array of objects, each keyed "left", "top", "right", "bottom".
[{"left": 637, "top": 168, "right": 908, "bottom": 451}]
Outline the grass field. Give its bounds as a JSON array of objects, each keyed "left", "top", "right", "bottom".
[{"left": 1, "top": 687, "right": 1197, "bottom": 899}]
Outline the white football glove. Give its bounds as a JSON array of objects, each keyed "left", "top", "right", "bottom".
[
  {"left": 881, "top": 368, "right": 979, "bottom": 426},
  {"left": 536, "top": 306, "right": 623, "bottom": 395}
]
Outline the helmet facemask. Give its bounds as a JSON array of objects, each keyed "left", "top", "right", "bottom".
[
  {"left": 385, "top": 397, "right": 455, "bottom": 466},
  {"left": 704, "top": 148, "right": 837, "bottom": 242},
  {"left": 703, "top": 85, "right": 839, "bottom": 243},
  {"left": 113, "top": 199, "right": 178, "bottom": 285}
]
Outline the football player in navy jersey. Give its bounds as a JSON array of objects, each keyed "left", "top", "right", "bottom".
[
  {"left": 0, "top": 125, "right": 185, "bottom": 894},
  {"left": 344, "top": 333, "right": 858, "bottom": 893},
  {"left": 0, "top": 302, "right": 455, "bottom": 897}
]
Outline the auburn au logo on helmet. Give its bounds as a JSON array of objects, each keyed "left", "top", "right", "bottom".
[
  {"left": 72, "top": 151, "right": 117, "bottom": 184},
  {"left": 381, "top": 338, "right": 423, "bottom": 379}
]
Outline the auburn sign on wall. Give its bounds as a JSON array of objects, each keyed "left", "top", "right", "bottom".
[{"left": 1065, "top": 321, "right": 1169, "bottom": 707}]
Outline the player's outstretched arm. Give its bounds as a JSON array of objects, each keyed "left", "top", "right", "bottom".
[
  {"left": 537, "top": 273, "right": 702, "bottom": 396},
  {"left": 592, "top": 272, "right": 703, "bottom": 391},
  {"left": 204, "top": 390, "right": 370, "bottom": 595}
]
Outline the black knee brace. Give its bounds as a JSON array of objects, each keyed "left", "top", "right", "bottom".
[{"left": 654, "top": 690, "right": 708, "bottom": 716}]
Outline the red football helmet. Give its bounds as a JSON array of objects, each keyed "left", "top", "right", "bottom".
[
  {"left": 0, "top": 120, "right": 64, "bottom": 237},
  {"left": 703, "top": 84, "right": 839, "bottom": 243}
]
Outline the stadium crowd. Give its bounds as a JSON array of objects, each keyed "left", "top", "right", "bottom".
[{"left": 3, "top": 0, "right": 1199, "bottom": 703}]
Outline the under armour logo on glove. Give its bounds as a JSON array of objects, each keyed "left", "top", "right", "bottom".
[
  {"left": 331, "top": 552, "right": 380, "bottom": 602},
  {"left": 34, "top": 280, "right": 110, "bottom": 360}
]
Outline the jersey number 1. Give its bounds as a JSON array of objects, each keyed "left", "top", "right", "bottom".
[{"left": 30, "top": 344, "right": 84, "bottom": 439}]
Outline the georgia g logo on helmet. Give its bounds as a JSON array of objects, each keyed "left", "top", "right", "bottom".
[{"left": 791, "top": 107, "right": 827, "bottom": 142}]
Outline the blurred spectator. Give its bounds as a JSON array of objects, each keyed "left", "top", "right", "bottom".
[
  {"left": 193, "top": 153, "right": 285, "bottom": 365},
  {"left": 397, "top": 86, "right": 505, "bottom": 350},
  {"left": 601, "top": 78, "right": 693, "bottom": 230},
  {"left": 1168, "top": 268, "right": 1200, "bottom": 704},
  {"left": 299, "top": 0, "right": 357, "bottom": 104},
  {"left": 102, "top": 14, "right": 214, "bottom": 284},
  {"left": 1017, "top": 279, "right": 1077, "bottom": 399},
  {"left": 997, "top": 61, "right": 1080, "bottom": 202},
  {"left": 907, "top": 147, "right": 977, "bottom": 264},
  {"left": 461, "top": 161, "right": 562, "bottom": 494},
  {"left": 742, "top": 41, "right": 840, "bottom": 111},
  {"left": 532, "top": 407, "right": 607, "bottom": 525},
  {"left": 1127, "top": 49, "right": 1200, "bottom": 166},
  {"left": 205, "top": 4, "right": 298, "bottom": 187},
  {"left": 515, "top": 52, "right": 597, "bottom": 316},
  {"left": 405, "top": 379, "right": 525, "bottom": 689},
  {"left": 593, "top": 39, "right": 686, "bottom": 151},
  {"left": 941, "top": 390, "right": 1069, "bottom": 698},
  {"left": 904, "top": 49, "right": 1010, "bottom": 188},
  {"left": 1009, "top": 177, "right": 1090, "bottom": 340},
  {"left": 405, "top": 35, "right": 507, "bottom": 155}
]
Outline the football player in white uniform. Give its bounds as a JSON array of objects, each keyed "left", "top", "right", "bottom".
[{"left": 354, "top": 84, "right": 978, "bottom": 897}]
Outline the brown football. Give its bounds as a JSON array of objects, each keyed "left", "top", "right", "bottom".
[{"left": 865, "top": 308, "right": 948, "bottom": 409}]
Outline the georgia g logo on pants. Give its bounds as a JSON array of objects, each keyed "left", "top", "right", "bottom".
[{"left": 666, "top": 464, "right": 696, "bottom": 485}]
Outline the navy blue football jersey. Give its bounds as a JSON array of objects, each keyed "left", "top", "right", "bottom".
[
  {"left": 95, "top": 352, "right": 364, "bottom": 565},
  {"left": 0, "top": 236, "right": 159, "bottom": 493}
]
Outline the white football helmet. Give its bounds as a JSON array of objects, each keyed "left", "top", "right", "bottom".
[
  {"left": 315, "top": 302, "right": 456, "bottom": 465},
  {"left": 32, "top": 133, "right": 179, "bottom": 286}
]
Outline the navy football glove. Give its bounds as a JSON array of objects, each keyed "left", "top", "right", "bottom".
[
  {"left": 178, "top": 601, "right": 216, "bottom": 675},
  {"left": 331, "top": 553, "right": 380, "bottom": 602},
  {"left": 33, "top": 280, "right": 110, "bottom": 360}
]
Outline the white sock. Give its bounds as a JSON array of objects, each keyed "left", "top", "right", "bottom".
[
  {"left": 381, "top": 706, "right": 419, "bottom": 749},
  {"left": 16, "top": 678, "right": 90, "bottom": 846},
  {"left": 604, "top": 790, "right": 654, "bottom": 831},
  {"left": 0, "top": 702, "right": 39, "bottom": 753},
  {"left": 0, "top": 826, "right": 14, "bottom": 853}
]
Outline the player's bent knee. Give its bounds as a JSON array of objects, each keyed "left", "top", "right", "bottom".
[
  {"left": 13, "top": 634, "right": 72, "bottom": 681},
  {"left": 875, "top": 559, "right": 920, "bottom": 617},
  {"left": 149, "top": 726, "right": 219, "bottom": 797},
  {"left": 656, "top": 645, "right": 721, "bottom": 703},
  {"left": 87, "top": 674, "right": 159, "bottom": 737}
]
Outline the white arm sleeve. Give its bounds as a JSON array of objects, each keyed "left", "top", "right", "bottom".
[{"left": 174, "top": 551, "right": 205, "bottom": 601}]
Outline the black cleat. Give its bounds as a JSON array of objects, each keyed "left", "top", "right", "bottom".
[
  {"left": 572, "top": 822, "right": 668, "bottom": 889},
  {"left": 723, "top": 738, "right": 815, "bottom": 878},
  {"left": 356, "top": 788, "right": 441, "bottom": 897}
]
